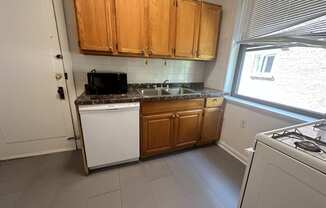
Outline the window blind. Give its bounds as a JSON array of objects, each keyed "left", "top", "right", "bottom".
[{"left": 244, "top": 0, "right": 326, "bottom": 39}]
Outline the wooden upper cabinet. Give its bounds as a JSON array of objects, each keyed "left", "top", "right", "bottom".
[
  {"left": 115, "top": 0, "right": 146, "bottom": 55},
  {"left": 198, "top": 3, "right": 222, "bottom": 60},
  {"left": 75, "top": 0, "right": 116, "bottom": 52},
  {"left": 74, "top": 0, "right": 222, "bottom": 60},
  {"left": 174, "top": 0, "right": 201, "bottom": 58},
  {"left": 147, "top": 0, "right": 176, "bottom": 57}
]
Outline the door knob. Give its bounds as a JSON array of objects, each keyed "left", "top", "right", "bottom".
[{"left": 57, "top": 87, "right": 65, "bottom": 100}]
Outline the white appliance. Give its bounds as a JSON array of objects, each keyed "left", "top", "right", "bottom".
[
  {"left": 239, "top": 120, "right": 326, "bottom": 208},
  {"left": 79, "top": 102, "right": 140, "bottom": 169}
]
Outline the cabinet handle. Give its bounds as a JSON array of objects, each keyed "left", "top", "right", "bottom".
[
  {"left": 142, "top": 49, "right": 150, "bottom": 57},
  {"left": 172, "top": 114, "right": 176, "bottom": 118}
]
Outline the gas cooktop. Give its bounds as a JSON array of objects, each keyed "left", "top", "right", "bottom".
[{"left": 270, "top": 120, "right": 326, "bottom": 161}]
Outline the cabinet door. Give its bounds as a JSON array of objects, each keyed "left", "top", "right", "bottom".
[
  {"left": 148, "top": 0, "right": 176, "bottom": 57},
  {"left": 142, "top": 113, "right": 174, "bottom": 157},
  {"left": 75, "top": 0, "right": 115, "bottom": 52},
  {"left": 198, "top": 3, "right": 221, "bottom": 60},
  {"left": 174, "top": 0, "right": 200, "bottom": 58},
  {"left": 115, "top": 0, "right": 146, "bottom": 54},
  {"left": 174, "top": 109, "right": 202, "bottom": 147},
  {"left": 201, "top": 107, "right": 223, "bottom": 143}
]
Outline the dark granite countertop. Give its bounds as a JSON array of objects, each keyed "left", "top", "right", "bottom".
[{"left": 75, "top": 83, "right": 225, "bottom": 105}]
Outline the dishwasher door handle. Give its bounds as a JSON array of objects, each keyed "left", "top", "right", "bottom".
[
  {"left": 79, "top": 103, "right": 140, "bottom": 112},
  {"left": 103, "top": 108, "right": 125, "bottom": 111}
]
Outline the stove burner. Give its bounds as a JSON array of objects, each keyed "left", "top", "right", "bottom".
[
  {"left": 294, "top": 141, "right": 322, "bottom": 153},
  {"left": 272, "top": 129, "right": 316, "bottom": 140},
  {"left": 272, "top": 128, "right": 326, "bottom": 146},
  {"left": 314, "top": 121, "right": 326, "bottom": 131}
]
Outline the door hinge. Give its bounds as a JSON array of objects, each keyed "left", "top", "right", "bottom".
[
  {"left": 64, "top": 73, "right": 68, "bottom": 80},
  {"left": 67, "top": 137, "right": 76, "bottom": 141}
]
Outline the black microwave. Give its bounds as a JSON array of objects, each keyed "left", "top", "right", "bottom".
[{"left": 86, "top": 72, "right": 128, "bottom": 95}]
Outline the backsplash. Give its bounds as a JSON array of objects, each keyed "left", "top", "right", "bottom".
[{"left": 72, "top": 54, "right": 207, "bottom": 96}]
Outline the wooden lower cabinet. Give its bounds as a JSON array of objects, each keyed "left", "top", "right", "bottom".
[
  {"left": 140, "top": 99, "right": 223, "bottom": 158},
  {"left": 141, "top": 113, "right": 174, "bottom": 156},
  {"left": 174, "top": 109, "right": 202, "bottom": 148},
  {"left": 199, "top": 107, "right": 224, "bottom": 145}
]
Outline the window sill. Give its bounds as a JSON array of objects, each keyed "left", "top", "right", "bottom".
[
  {"left": 250, "top": 74, "right": 275, "bottom": 81},
  {"left": 224, "top": 95, "right": 317, "bottom": 123}
]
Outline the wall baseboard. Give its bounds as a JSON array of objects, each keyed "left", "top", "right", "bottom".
[
  {"left": 218, "top": 141, "right": 248, "bottom": 165},
  {"left": 0, "top": 147, "right": 76, "bottom": 161}
]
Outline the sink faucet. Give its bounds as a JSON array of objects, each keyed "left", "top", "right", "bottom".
[{"left": 162, "top": 80, "right": 169, "bottom": 88}]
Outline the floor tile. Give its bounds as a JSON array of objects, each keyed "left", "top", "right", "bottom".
[
  {"left": 0, "top": 146, "right": 245, "bottom": 208},
  {"left": 87, "top": 190, "right": 121, "bottom": 208},
  {"left": 142, "top": 158, "right": 172, "bottom": 181},
  {"left": 150, "top": 176, "right": 189, "bottom": 208},
  {"left": 119, "top": 163, "right": 147, "bottom": 188},
  {"left": 50, "top": 189, "right": 87, "bottom": 208},
  {"left": 61, "top": 169, "right": 120, "bottom": 197},
  {"left": 0, "top": 193, "right": 20, "bottom": 208},
  {"left": 120, "top": 178, "right": 157, "bottom": 208}
]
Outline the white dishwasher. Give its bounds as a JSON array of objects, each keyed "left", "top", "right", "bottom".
[{"left": 79, "top": 102, "right": 140, "bottom": 169}]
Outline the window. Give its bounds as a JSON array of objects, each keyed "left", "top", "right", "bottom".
[
  {"left": 251, "top": 53, "right": 275, "bottom": 80},
  {"left": 233, "top": 45, "right": 326, "bottom": 117},
  {"left": 232, "top": 0, "right": 326, "bottom": 118}
]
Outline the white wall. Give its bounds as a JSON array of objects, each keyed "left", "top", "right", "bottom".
[
  {"left": 203, "top": 0, "right": 303, "bottom": 164},
  {"left": 204, "top": 0, "right": 239, "bottom": 89},
  {"left": 219, "top": 102, "right": 298, "bottom": 163},
  {"left": 63, "top": 0, "right": 207, "bottom": 96}
]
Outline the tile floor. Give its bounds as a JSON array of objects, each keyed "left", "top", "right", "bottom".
[{"left": 0, "top": 146, "right": 245, "bottom": 208}]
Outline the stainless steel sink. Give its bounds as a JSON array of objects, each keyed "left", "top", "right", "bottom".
[
  {"left": 163, "top": 87, "right": 198, "bottom": 95},
  {"left": 138, "top": 88, "right": 170, "bottom": 97},
  {"left": 138, "top": 87, "right": 199, "bottom": 97}
]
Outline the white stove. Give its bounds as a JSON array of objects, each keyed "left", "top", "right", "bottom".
[
  {"left": 239, "top": 120, "right": 326, "bottom": 208},
  {"left": 269, "top": 120, "right": 326, "bottom": 161},
  {"left": 255, "top": 119, "right": 326, "bottom": 173}
]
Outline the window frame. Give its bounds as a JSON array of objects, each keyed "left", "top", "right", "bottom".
[
  {"left": 250, "top": 53, "right": 276, "bottom": 80},
  {"left": 231, "top": 44, "right": 325, "bottom": 119}
]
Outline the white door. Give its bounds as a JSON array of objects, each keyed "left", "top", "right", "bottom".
[
  {"left": 241, "top": 142, "right": 326, "bottom": 208},
  {"left": 0, "top": 0, "right": 75, "bottom": 159}
]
